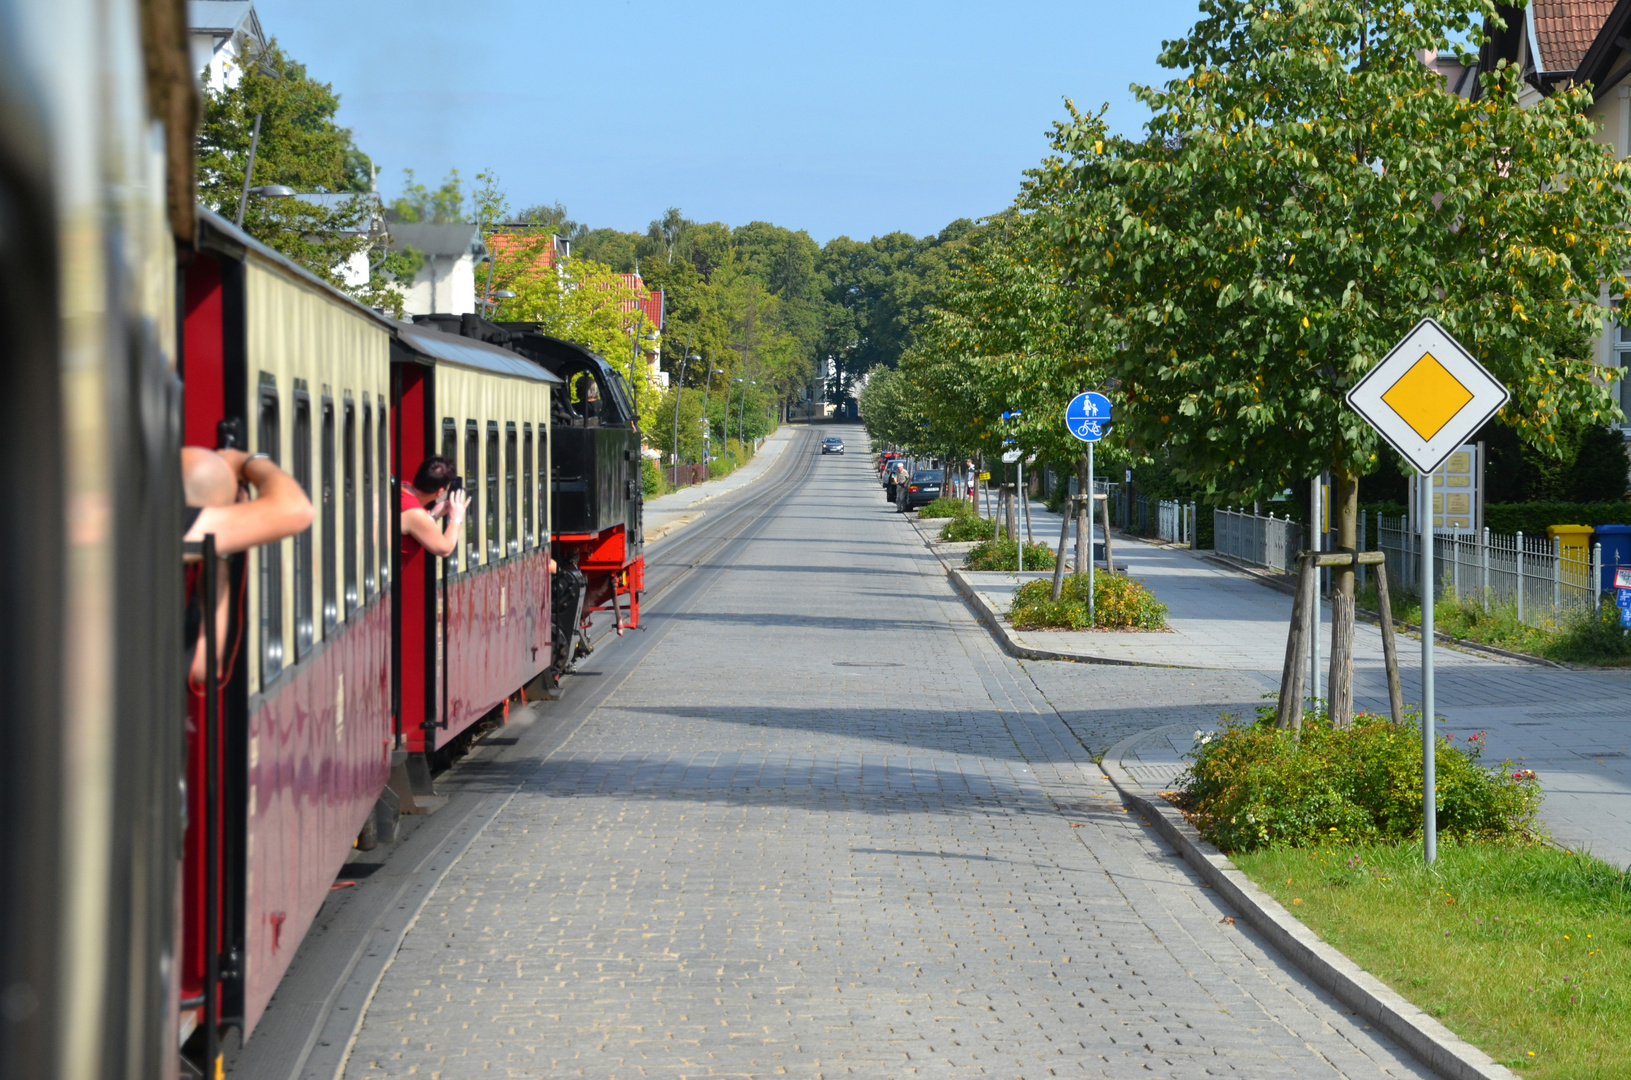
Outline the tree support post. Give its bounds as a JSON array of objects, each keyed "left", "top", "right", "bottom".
[
  {"left": 1374, "top": 559, "right": 1405, "bottom": 726},
  {"left": 1099, "top": 493, "right": 1115, "bottom": 574},
  {"left": 1003, "top": 484, "right": 1017, "bottom": 542},
  {"left": 1051, "top": 501, "right": 1072, "bottom": 601},
  {"left": 1277, "top": 553, "right": 1315, "bottom": 731}
]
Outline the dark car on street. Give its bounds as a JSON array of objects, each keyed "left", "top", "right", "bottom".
[
  {"left": 896, "top": 468, "right": 944, "bottom": 512},
  {"left": 822, "top": 436, "right": 845, "bottom": 454}
]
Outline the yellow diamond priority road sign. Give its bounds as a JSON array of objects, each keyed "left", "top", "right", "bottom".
[{"left": 1346, "top": 318, "right": 1508, "bottom": 474}]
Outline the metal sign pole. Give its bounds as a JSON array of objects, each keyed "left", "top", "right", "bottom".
[
  {"left": 1017, "top": 457, "right": 1024, "bottom": 573},
  {"left": 1087, "top": 441, "right": 1095, "bottom": 623},
  {"left": 1421, "top": 469, "right": 1437, "bottom": 864},
  {"left": 1310, "top": 475, "right": 1321, "bottom": 713}
]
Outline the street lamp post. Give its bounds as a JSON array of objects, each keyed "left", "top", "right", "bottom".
[
  {"left": 627, "top": 324, "right": 660, "bottom": 429},
  {"left": 699, "top": 359, "right": 720, "bottom": 467},
  {"left": 672, "top": 352, "right": 699, "bottom": 485},
  {"left": 733, "top": 376, "right": 757, "bottom": 448}
]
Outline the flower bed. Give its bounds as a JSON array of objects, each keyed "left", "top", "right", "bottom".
[
  {"left": 1175, "top": 708, "right": 1542, "bottom": 853},
  {"left": 1007, "top": 572, "right": 1168, "bottom": 631}
]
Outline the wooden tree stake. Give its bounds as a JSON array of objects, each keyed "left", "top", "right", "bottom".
[
  {"left": 1375, "top": 561, "right": 1406, "bottom": 726},
  {"left": 1277, "top": 553, "right": 1315, "bottom": 729}
]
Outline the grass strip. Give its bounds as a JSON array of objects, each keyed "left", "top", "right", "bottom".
[
  {"left": 1358, "top": 585, "right": 1631, "bottom": 666},
  {"left": 1233, "top": 842, "right": 1631, "bottom": 1079}
]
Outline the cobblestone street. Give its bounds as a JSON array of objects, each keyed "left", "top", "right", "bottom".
[{"left": 342, "top": 429, "right": 1432, "bottom": 1078}]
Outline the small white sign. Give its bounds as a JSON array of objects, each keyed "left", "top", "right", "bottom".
[
  {"left": 1001, "top": 449, "right": 1022, "bottom": 463},
  {"left": 1346, "top": 318, "right": 1508, "bottom": 474}
]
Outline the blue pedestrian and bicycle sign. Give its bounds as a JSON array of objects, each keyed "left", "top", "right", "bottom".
[{"left": 1066, "top": 392, "right": 1113, "bottom": 442}]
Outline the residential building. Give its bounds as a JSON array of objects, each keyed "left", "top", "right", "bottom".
[
  {"left": 188, "top": 0, "right": 266, "bottom": 91},
  {"left": 1477, "top": 0, "right": 1631, "bottom": 428},
  {"left": 388, "top": 223, "right": 488, "bottom": 317}
]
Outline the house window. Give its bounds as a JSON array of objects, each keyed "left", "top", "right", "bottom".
[
  {"left": 1617, "top": 321, "right": 1631, "bottom": 424},
  {"left": 258, "top": 378, "right": 284, "bottom": 682},
  {"left": 292, "top": 386, "right": 314, "bottom": 658}
]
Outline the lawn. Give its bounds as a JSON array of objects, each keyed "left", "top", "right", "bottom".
[
  {"left": 1234, "top": 841, "right": 1631, "bottom": 1078},
  {"left": 1359, "top": 584, "right": 1631, "bottom": 666}
]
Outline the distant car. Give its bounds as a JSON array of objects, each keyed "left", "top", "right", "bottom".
[
  {"left": 896, "top": 468, "right": 944, "bottom": 512},
  {"left": 884, "top": 461, "right": 910, "bottom": 501},
  {"left": 822, "top": 437, "right": 845, "bottom": 454}
]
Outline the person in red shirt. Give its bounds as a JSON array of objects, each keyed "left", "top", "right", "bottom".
[{"left": 400, "top": 455, "right": 467, "bottom": 558}]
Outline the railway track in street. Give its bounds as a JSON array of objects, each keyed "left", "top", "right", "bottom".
[{"left": 222, "top": 425, "right": 824, "bottom": 1080}]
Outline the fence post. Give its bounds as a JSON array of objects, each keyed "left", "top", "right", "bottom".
[
  {"left": 1516, "top": 531, "right": 1525, "bottom": 625},
  {"left": 1358, "top": 509, "right": 1368, "bottom": 593},
  {"left": 1594, "top": 541, "right": 1603, "bottom": 606},
  {"left": 1553, "top": 536, "right": 1561, "bottom": 615},
  {"left": 1481, "top": 527, "right": 1490, "bottom": 605}
]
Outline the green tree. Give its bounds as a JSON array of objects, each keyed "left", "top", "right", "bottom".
[
  {"left": 387, "top": 168, "right": 468, "bottom": 223},
  {"left": 197, "top": 39, "right": 374, "bottom": 286},
  {"left": 1038, "top": 0, "right": 1631, "bottom": 653}
]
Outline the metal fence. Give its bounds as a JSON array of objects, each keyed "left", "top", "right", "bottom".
[
  {"left": 1213, "top": 506, "right": 1307, "bottom": 573},
  {"left": 1375, "top": 514, "right": 1602, "bottom": 625},
  {"left": 1157, "top": 500, "right": 1197, "bottom": 546}
]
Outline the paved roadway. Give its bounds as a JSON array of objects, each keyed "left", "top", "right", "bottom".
[{"left": 334, "top": 425, "right": 1432, "bottom": 1079}]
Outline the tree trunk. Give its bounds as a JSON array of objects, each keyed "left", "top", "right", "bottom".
[{"left": 1329, "top": 467, "right": 1360, "bottom": 728}]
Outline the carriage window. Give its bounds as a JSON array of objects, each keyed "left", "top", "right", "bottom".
[
  {"left": 258, "top": 379, "right": 284, "bottom": 683},
  {"left": 522, "top": 423, "right": 534, "bottom": 547},
  {"left": 362, "top": 398, "right": 375, "bottom": 601},
  {"left": 343, "top": 397, "right": 357, "bottom": 615},
  {"left": 486, "top": 421, "right": 500, "bottom": 561},
  {"left": 464, "top": 420, "right": 480, "bottom": 567},
  {"left": 321, "top": 395, "right": 337, "bottom": 635},
  {"left": 536, "top": 420, "right": 548, "bottom": 541},
  {"left": 293, "top": 387, "right": 314, "bottom": 658},
  {"left": 505, "top": 422, "right": 518, "bottom": 556},
  {"left": 441, "top": 418, "right": 457, "bottom": 571},
  {"left": 378, "top": 405, "right": 390, "bottom": 591}
]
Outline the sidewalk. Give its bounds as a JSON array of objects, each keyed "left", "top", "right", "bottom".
[
  {"left": 643, "top": 426, "right": 795, "bottom": 541},
  {"left": 916, "top": 495, "right": 1631, "bottom": 869}
]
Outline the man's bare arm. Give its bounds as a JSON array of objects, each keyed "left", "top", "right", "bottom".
[{"left": 185, "top": 455, "right": 314, "bottom": 555}]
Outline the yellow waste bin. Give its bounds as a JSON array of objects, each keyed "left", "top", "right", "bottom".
[{"left": 1547, "top": 524, "right": 1593, "bottom": 565}]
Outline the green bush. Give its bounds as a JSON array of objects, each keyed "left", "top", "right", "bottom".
[
  {"left": 940, "top": 513, "right": 997, "bottom": 542},
  {"left": 917, "top": 496, "right": 970, "bottom": 519},
  {"left": 1008, "top": 572, "right": 1169, "bottom": 630},
  {"left": 1177, "top": 708, "right": 1543, "bottom": 853},
  {"left": 640, "top": 457, "right": 668, "bottom": 498},
  {"left": 963, "top": 537, "right": 1055, "bottom": 571}
]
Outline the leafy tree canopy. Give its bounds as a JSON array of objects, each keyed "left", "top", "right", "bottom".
[{"left": 197, "top": 40, "right": 375, "bottom": 288}]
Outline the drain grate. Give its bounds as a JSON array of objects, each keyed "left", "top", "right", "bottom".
[
  {"left": 833, "top": 662, "right": 904, "bottom": 668},
  {"left": 1576, "top": 751, "right": 1628, "bottom": 759}
]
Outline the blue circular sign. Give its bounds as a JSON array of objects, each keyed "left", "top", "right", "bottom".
[{"left": 1065, "top": 392, "right": 1113, "bottom": 442}]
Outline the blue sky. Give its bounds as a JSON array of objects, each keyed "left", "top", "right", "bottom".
[{"left": 257, "top": 0, "right": 1205, "bottom": 242}]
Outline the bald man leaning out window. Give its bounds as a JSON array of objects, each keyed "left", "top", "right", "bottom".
[{"left": 181, "top": 448, "right": 313, "bottom": 684}]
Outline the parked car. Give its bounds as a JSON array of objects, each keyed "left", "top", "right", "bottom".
[
  {"left": 877, "top": 451, "right": 901, "bottom": 481},
  {"left": 896, "top": 468, "right": 944, "bottom": 512},
  {"left": 884, "top": 461, "right": 910, "bottom": 501},
  {"left": 822, "top": 436, "right": 845, "bottom": 454}
]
